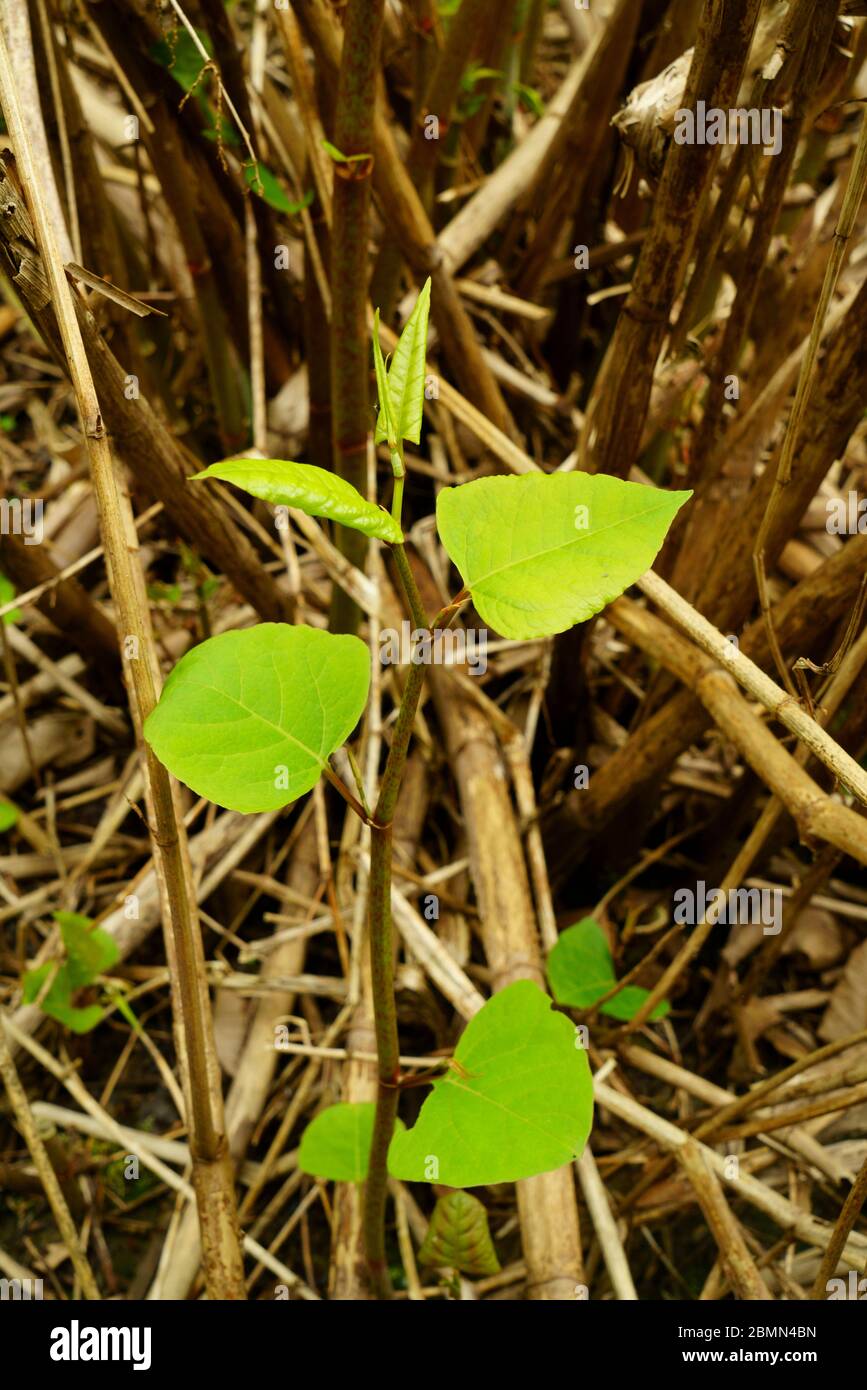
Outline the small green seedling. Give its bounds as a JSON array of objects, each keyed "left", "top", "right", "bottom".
[
  {"left": 548, "top": 917, "right": 670, "bottom": 1022},
  {"left": 144, "top": 278, "right": 690, "bottom": 1294},
  {"left": 22, "top": 912, "right": 121, "bottom": 1034}
]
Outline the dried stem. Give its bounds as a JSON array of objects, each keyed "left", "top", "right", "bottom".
[{"left": 0, "top": 25, "right": 246, "bottom": 1298}]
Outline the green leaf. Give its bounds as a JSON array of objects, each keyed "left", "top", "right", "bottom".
[
  {"left": 21, "top": 963, "right": 105, "bottom": 1035},
  {"left": 144, "top": 624, "right": 370, "bottom": 813},
  {"left": 436, "top": 473, "right": 691, "bottom": 640},
  {"left": 54, "top": 912, "right": 119, "bottom": 990},
  {"left": 0, "top": 799, "right": 18, "bottom": 832},
  {"left": 298, "top": 1102, "right": 404, "bottom": 1183},
  {"left": 375, "top": 277, "right": 431, "bottom": 446},
  {"left": 462, "top": 64, "right": 502, "bottom": 91},
  {"left": 0, "top": 573, "right": 21, "bottom": 625},
  {"left": 418, "top": 1190, "right": 501, "bottom": 1275},
  {"left": 244, "top": 163, "right": 313, "bottom": 216},
  {"left": 547, "top": 918, "right": 669, "bottom": 1022},
  {"left": 513, "top": 82, "right": 545, "bottom": 117},
  {"left": 387, "top": 980, "right": 593, "bottom": 1187},
  {"left": 191, "top": 458, "right": 403, "bottom": 545},
  {"left": 150, "top": 30, "right": 213, "bottom": 93},
  {"left": 147, "top": 582, "right": 182, "bottom": 606},
  {"left": 321, "top": 139, "right": 371, "bottom": 166},
  {"left": 372, "top": 310, "right": 398, "bottom": 451},
  {"left": 22, "top": 913, "right": 119, "bottom": 1035}
]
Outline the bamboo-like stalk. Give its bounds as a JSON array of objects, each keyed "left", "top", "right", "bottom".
[
  {"left": 520, "top": 0, "right": 546, "bottom": 84},
  {"left": 291, "top": 0, "right": 514, "bottom": 439},
  {"left": 371, "top": 0, "right": 496, "bottom": 312},
  {"left": 754, "top": 102, "right": 867, "bottom": 692},
  {"left": 0, "top": 531, "right": 120, "bottom": 679},
  {"left": 514, "top": 0, "right": 638, "bottom": 300},
  {"left": 461, "top": 0, "right": 521, "bottom": 158},
  {"left": 671, "top": 0, "right": 836, "bottom": 598},
  {"left": 580, "top": 0, "right": 762, "bottom": 478},
  {"left": 0, "top": 27, "right": 247, "bottom": 1300},
  {"left": 555, "top": 528, "right": 867, "bottom": 869},
  {"left": 809, "top": 1151, "right": 867, "bottom": 1298},
  {"left": 0, "top": 1016, "right": 100, "bottom": 1297},
  {"left": 637, "top": 570, "right": 867, "bottom": 806},
  {"left": 575, "top": 1147, "right": 637, "bottom": 1300},
  {"left": 328, "top": 0, "right": 386, "bottom": 634},
  {"left": 83, "top": 2, "right": 245, "bottom": 452},
  {"left": 594, "top": 1079, "right": 867, "bottom": 1269},
  {"left": 409, "top": 0, "right": 493, "bottom": 208},
  {"left": 675, "top": 1139, "right": 773, "bottom": 1300}
]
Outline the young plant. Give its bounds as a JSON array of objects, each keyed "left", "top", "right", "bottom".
[
  {"left": 547, "top": 917, "right": 670, "bottom": 1022},
  {"left": 144, "top": 279, "right": 690, "bottom": 1296}
]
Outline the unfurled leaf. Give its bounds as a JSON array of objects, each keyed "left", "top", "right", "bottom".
[
  {"left": 191, "top": 458, "right": 403, "bottom": 544},
  {"left": 0, "top": 799, "right": 18, "bottom": 832},
  {"left": 387, "top": 980, "right": 593, "bottom": 1187},
  {"left": 375, "top": 278, "right": 431, "bottom": 446},
  {"left": 144, "top": 624, "right": 369, "bottom": 813},
  {"left": 418, "top": 1190, "right": 501, "bottom": 1275},
  {"left": 547, "top": 917, "right": 669, "bottom": 1022},
  {"left": 298, "top": 1103, "right": 405, "bottom": 1182},
  {"left": 436, "top": 473, "right": 691, "bottom": 640}
]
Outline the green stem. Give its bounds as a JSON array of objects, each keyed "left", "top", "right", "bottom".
[
  {"left": 362, "top": 547, "right": 461, "bottom": 1295},
  {"left": 390, "top": 444, "right": 406, "bottom": 528},
  {"left": 363, "top": 822, "right": 401, "bottom": 1298}
]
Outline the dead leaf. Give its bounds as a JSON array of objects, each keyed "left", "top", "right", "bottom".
[{"left": 820, "top": 939, "right": 867, "bottom": 1040}]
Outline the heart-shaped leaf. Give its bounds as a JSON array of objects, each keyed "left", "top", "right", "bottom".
[
  {"left": 144, "top": 624, "right": 370, "bottom": 813},
  {"left": 375, "top": 277, "right": 431, "bottom": 446},
  {"left": 418, "top": 1190, "right": 501, "bottom": 1275},
  {"left": 547, "top": 918, "right": 669, "bottom": 1022},
  {"left": 436, "top": 473, "right": 691, "bottom": 639},
  {"left": 191, "top": 458, "right": 403, "bottom": 544},
  {"left": 298, "top": 1102, "right": 405, "bottom": 1183},
  {"left": 21, "top": 967, "right": 104, "bottom": 1034},
  {"left": 387, "top": 980, "right": 593, "bottom": 1187}
]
